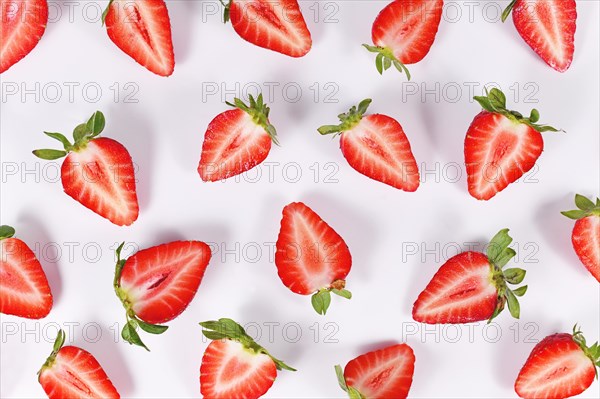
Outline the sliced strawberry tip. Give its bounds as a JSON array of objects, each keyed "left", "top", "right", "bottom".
[
  {"left": 227, "top": 93, "right": 278, "bottom": 145},
  {"left": 318, "top": 99, "right": 372, "bottom": 136},
  {"left": 363, "top": 44, "right": 411, "bottom": 79},
  {"left": 200, "top": 318, "right": 296, "bottom": 371}
]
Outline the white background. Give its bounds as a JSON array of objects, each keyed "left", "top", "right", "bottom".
[{"left": 1, "top": 1, "right": 599, "bottom": 398}]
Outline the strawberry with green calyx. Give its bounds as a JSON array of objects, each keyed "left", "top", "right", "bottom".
[
  {"left": 465, "top": 88, "right": 562, "bottom": 200},
  {"left": 32, "top": 111, "right": 139, "bottom": 226},
  {"left": 200, "top": 318, "right": 295, "bottom": 398},
  {"left": 198, "top": 94, "right": 279, "bottom": 182},
  {"left": 413, "top": 229, "right": 529, "bottom": 324},
  {"left": 515, "top": 325, "right": 600, "bottom": 399},
  {"left": 112, "top": 240, "right": 212, "bottom": 351},
  {"left": 38, "top": 329, "right": 120, "bottom": 398},
  {"left": 561, "top": 194, "right": 600, "bottom": 282},
  {"left": 318, "top": 99, "right": 420, "bottom": 192},
  {"left": 363, "top": 0, "right": 443, "bottom": 79}
]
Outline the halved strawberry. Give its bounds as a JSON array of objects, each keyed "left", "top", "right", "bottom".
[
  {"left": 199, "top": 318, "right": 295, "bottom": 399},
  {"left": 220, "top": 0, "right": 311, "bottom": 57},
  {"left": 363, "top": 0, "right": 443, "bottom": 79},
  {"left": 33, "top": 111, "right": 139, "bottom": 226},
  {"left": 318, "top": 99, "right": 420, "bottom": 192},
  {"left": 335, "top": 343, "right": 415, "bottom": 399},
  {"left": 465, "top": 88, "right": 561, "bottom": 200},
  {"left": 198, "top": 94, "right": 278, "bottom": 182},
  {"left": 502, "top": 0, "right": 576, "bottom": 72},
  {"left": 113, "top": 240, "right": 212, "bottom": 350},
  {"left": 103, "top": 0, "right": 175, "bottom": 76},
  {"left": 0, "top": 225, "right": 52, "bottom": 319},
  {"left": 275, "top": 202, "right": 352, "bottom": 315},
  {"left": 561, "top": 194, "right": 600, "bottom": 282},
  {"left": 413, "top": 229, "right": 528, "bottom": 324},
  {"left": 0, "top": 0, "right": 48, "bottom": 73},
  {"left": 515, "top": 325, "right": 600, "bottom": 399},
  {"left": 38, "top": 330, "right": 120, "bottom": 399}
]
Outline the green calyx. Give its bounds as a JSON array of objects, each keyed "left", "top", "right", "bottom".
[
  {"left": 101, "top": 0, "right": 115, "bottom": 25},
  {"left": 561, "top": 194, "right": 600, "bottom": 220},
  {"left": 113, "top": 243, "right": 168, "bottom": 352},
  {"left": 0, "top": 225, "right": 15, "bottom": 240},
  {"left": 486, "top": 229, "right": 528, "bottom": 322},
  {"left": 318, "top": 99, "right": 372, "bottom": 137},
  {"left": 311, "top": 280, "right": 352, "bottom": 316},
  {"left": 501, "top": 0, "right": 518, "bottom": 22},
  {"left": 32, "top": 111, "right": 106, "bottom": 160},
  {"left": 200, "top": 318, "right": 296, "bottom": 371},
  {"left": 38, "top": 329, "right": 66, "bottom": 378},
  {"left": 335, "top": 365, "right": 365, "bottom": 399},
  {"left": 474, "top": 88, "right": 562, "bottom": 133},
  {"left": 572, "top": 325, "right": 600, "bottom": 376},
  {"left": 217, "top": 0, "right": 232, "bottom": 23},
  {"left": 362, "top": 44, "right": 411, "bottom": 80},
  {"left": 227, "top": 94, "right": 279, "bottom": 145}
]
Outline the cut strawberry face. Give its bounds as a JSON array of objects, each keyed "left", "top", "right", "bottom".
[
  {"left": 221, "top": 0, "right": 312, "bottom": 57},
  {"left": 515, "top": 326, "right": 600, "bottom": 399},
  {"left": 0, "top": 0, "right": 48, "bottom": 73},
  {"left": 465, "top": 88, "right": 561, "bottom": 200},
  {"left": 0, "top": 225, "right": 52, "bottom": 319},
  {"left": 33, "top": 111, "right": 139, "bottom": 226},
  {"left": 38, "top": 330, "right": 120, "bottom": 399},
  {"left": 103, "top": 0, "right": 175, "bottom": 76},
  {"left": 502, "top": 0, "right": 576, "bottom": 72},
  {"left": 562, "top": 194, "right": 600, "bottom": 282},
  {"left": 199, "top": 318, "right": 295, "bottom": 399},
  {"left": 335, "top": 344, "right": 415, "bottom": 399},
  {"left": 319, "top": 99, "right": 420, "bottom": 192},
  {"left": 113, "top": 240, "right": 212, "bottom": 350},
  {"left": 275, "top": 202, "right": 352, "bottom": 315},
  {"left": 198, "top": 94, "right": 278, "bottom": 182},
  {"left": 413, "top": 229, "right": 529, "bottom": 324},
  {"left": 363, "top": 0, "right": 443, "bottom": 79}
]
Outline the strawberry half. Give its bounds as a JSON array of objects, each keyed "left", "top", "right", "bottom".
[
  {"left": 199, "top": 318, "right": 295, "bottom": 399},
  {"left": 0, "top": 0, "right": 48, "bottom": 73},
  {"left": 33, "top": 111, "right": 139, "bottom": 226},
  {"left": 335, "top": 343, "right": 415, "bottom": 399},
  {"left": 318, "top": 99, "right": 420, "bottom": 192},
  {"left": 113, "top": 240, "right": 212, "bottom": 350},
  {"left": 413, "top": 229, "right": 528, "bottom": 324},
  {"left": 38, "top": 330, "right": 120, "bottom": 399},
  {"left": 465, "top": 88, "right": 561, "bottom": 200},
  {"left": 220, "top": 0, "right": 311, "bottom": 57},
  {"left": 502, "top": 0, "right": 576, "bottom": 72},
  {"left": 0, "top": 225, "right": 52, "bottom": 319},
  {"left": 275, "top": 202, "right": 352, "bottom": 315},
  {"left": 363, "top": 0, "right": 443, "bottom": 79},
  {"left": 561, "top": 194, "right": 600, "bottom": 282},
  {"left": 515, "top": 325, "right": 600, "bottom": 399},
  {"left": 103, "top": 0, "right": 175, "bottom": 76},
  {"left": 198, "top": 94, "right": 278, "bottom": 182}
]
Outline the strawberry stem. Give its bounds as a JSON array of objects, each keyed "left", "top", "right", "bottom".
[
  {"left": 474, "top": 88, "right": 562, "bottom": 133},
  {"left": 501, "top": 0, "right": 518, "bottom": 22},
  {"left": 363, "top": 44, "right": 411, "bottom": 80},
  {"left": 38, "top": 329, "right": 66, "bottom": 377},
  {"left": 227, "top": 94, "right": 279, "bottom": 145},
  {"left": 0, "top": 225, "right": 15, "bottom": 240},
  {"left": 561, "top": 194, "right": 600, "bottom": 220},
  {"left": 572, "top": 325, "right": 600, "bottom": 376},
  {"left": 200, "top": 318, "right": 296, "bottom": 371},
  {"left": 218, "top": 0, "right": 231, "bottom": 23},
  {"left": 101, "top": 0, "right": 115, "bottom": 26},
  {"left": 318, "top": 99, "right": 372, "bottom": 137}
]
